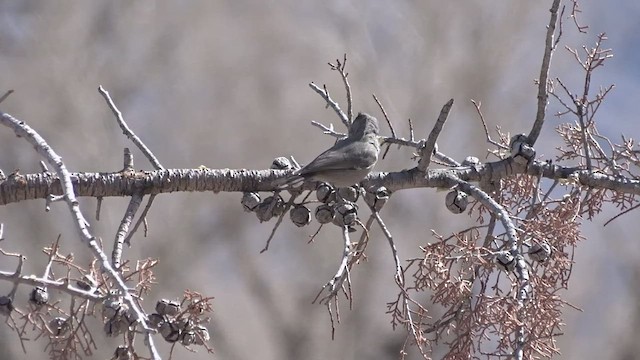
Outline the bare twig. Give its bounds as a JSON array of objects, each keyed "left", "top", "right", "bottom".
[
  {"left": 123, "top": 194, "right": 157, "bottom": 246},
  {"left": 528, "top": 0, "right": 561, "bottom": 145},
  {"left": 0, "top": 89, "right": 14, "bottom": 104},
  {"left": 310, "top": 121, "right": 346, "bottom": 139},
  {"left": 328, "top": 55, "right": 353, "bottom": 121},
  {"left": 471, "top": 99, "right": 508, "bottom": 150},
  {"left": 570, "top": 0, "right": 588, "bottom": 33},
  {"left": 98, "top": 86, "right": 164, "bottom": 171},
  {"left": 313, "top": 226, "right": 353, "bottom": 304},
  {"left": 112, "top": 193, "right": 143, "bottom": 269},
  {"left": 418, "top": 99, "right": 454, "bottom": 171},
  {"left": 309, "top": 82, "right": 350, "bottom": 127},
  {"left": 0, "top": 112, "right": 161, "bottom": 360},
  {"left": 372, "top": 94, "right": 396, "bottom": 159},
  {"left": 604, "top": 202, "right": 640, "bottom": 227}
]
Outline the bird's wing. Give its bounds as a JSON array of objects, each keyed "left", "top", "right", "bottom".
[{"left": 298, "top": 138, "right": 377, "bottom": 175}]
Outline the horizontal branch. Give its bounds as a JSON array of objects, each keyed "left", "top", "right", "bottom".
[{"left": 1, "top": 160, "right": 638, "bottom": 206}]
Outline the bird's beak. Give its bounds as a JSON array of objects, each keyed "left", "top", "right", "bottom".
[{"left": 376, "top": 135, "right": 386, "bottom": 145}]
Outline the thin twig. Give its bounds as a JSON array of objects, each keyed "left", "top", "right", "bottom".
[
  {"left": 471, "top": 99, "right": 508, "bottom": 149},
  {"left": 0, "top": 112, "right": 161, "bottom": 360},
  {"left": 98, "top": 86, "right": 164, "bottom": 171},
  {"left": 418, "top": 99, "right": 454, "bottom": 171},
  {"left": 0, "top": 89, "right": 14, "bottom": 104},
  {"left": 123, "top": 194, "right": 157, "bottom": 246},
  {"left": 604, "top": 202, "right": 640, "bottom": 227},
  {"left": 310, "top": 121, "right": 346, "bottom": 139},
  {"left": 528, "top": 0, "right": 561, "bottom": 145},
  {"left": 372, "top": 94, "right": 396, "bottom": 159},
  {"left": 308, "top": 82, "right": 350, "bottom": 127},
  {"left": 112, "top": 193, "right": 143, "bottom": 269},
  {"left": 313, "top": 226, "right": 352, "bottom": 304},
  {"left": 328, "top": 54, "right": 353, "bottom": 122}
]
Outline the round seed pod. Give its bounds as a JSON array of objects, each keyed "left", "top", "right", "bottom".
[
  {"left": 147, "top": 313, "right": 165, "bottom": 328},
  {"left": 496, "top": 251, "right": 516, "bottom": 272},
  {"left": 268, "top": 196, "right": 286, "bottom": 216},
  {"left": 364, "top": 186, "right": 390, "bottom": 211},
  {"left": 0, "top": 296, "right": 13, "bottom": 316},
  {"left": 156, "top": 299, "right": 181, "bottom": 317},
  {"left": 509, "top": 134, "right": 536, "bottom": 166},
  {"left": 102, "top": 298, "right": 124, "bottom": 319},
  {"left": 337, "top": 186, "right": 359, "bottom": 202},
  {"left": 316, "top": 183, "right": 336, "bottom": 203},
  {"left": 290, "top": 205, "right": 311, "bottom": 227},
  {"left": 271, "top": 157, "right": 292, "bottom": 170},
  {"left": 461, "top": 156, "right": 480, "bottom": 166},
  {"left": 114, "top": 346, "right": 133, "bottom": 360},
  {"left": 528, "top": 242, "right": 552, "bottom": 263},
  {"left": 105, "top": 316, "right": 129, "bottom": 337},
  {"left": 181, "top": 330, "right": 197, "bottom": 346},
  {"left": 445, "top": 190, "right": 468, "bottom": 214},
  {"left": 255, "top": 195, "right": 285, "bottom": 222},
  {"left": 49, "top": 316, "right": 69, "bottom": 336},
  {"left": 194, "top": 324, "right": 211, "bottom": 345},
  {"left": 315, "top": 204, "right": 335, "bottom": 224},
  {"left": 76, "top": 274, "right": 96, "bottom": 291},
  {"left": 333, "top": 202, "right": 358, "bottom": 227},
  {"left": 241, "top": 192, "right": 261, "bottom": 212},
  {"left": 160, "top": 320, "right": 181, "bottom": 343},
  {"left": 29, "top": 286, "right": 49, "bottom": 306}
]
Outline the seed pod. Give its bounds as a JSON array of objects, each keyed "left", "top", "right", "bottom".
[
  {"left": 316, "top": 183, "right": 336, "bottom": 203},
  {"left": 160, "top": 320, "right": 181, "bottom": 343},
  {"left": 76, "top": 274, "right": 96, "bottom": 291},
  {"left": 445, "top": 190, "right": 468, "bottom": 214},
  {"left": 148, "top": 313, "right": 165, "bottom": 328},
  {"left": 49, "top": 316, "right": 69, "bottom": 336},
  {"left": 255, "top": 195, "right": 285, "bottom": 222},
  {"left": 114, "top": 346, "right": 133, "bottom": 360},
  {"left": 496, "top": 251, "right": 516, "bottom": 272},
  {"left": 102, "top": 298, "right": 124, "bottom": 319},
  {"left": 528, "top": 242, "right": 552, "bottom": 263},
  {"left": 337, "top": 186, "right": 359, "bottom": 202},
  {"left": 461, "top": 156, "right": 480, "bottom": 166},
  {"left": 315, "top": 204, "right": 335, "bottom": 224},
  {"left": 181, "top": 330, "right": 197, "bottom": 346},
  {"left": 333, "top": 202, "right": 358, "bottom": 227},
  {"left": 364, "top": 186, "right": 390, "bottom": 211},
  {"left": 271, "top": 157, "right": 292, "bottom": 170},
  {"left": 194, "top": 324, "right": 211, "bottom": 345},
  {"left": 290, "top": 205, "right": 311, "bottom": 227},
  {"left": 156, "top": 299, "right": 181, "bottom": 317},
  {"left": 29, "top": 286, "right": 49, "bottom": 306},
  {"left": 509, "top": 134, "right": 536, "bottom": 166},
  {"left": 105, "top": 316, "right": 129, "bottom": 337},
  {"left": 241, "top": 192, "right": 261, "bottom": 212},
  {"left": 0, "top": 296, "right": 12, "bottom": 316}
]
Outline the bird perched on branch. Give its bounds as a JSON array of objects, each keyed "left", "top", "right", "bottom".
[{"left": 281, "top": 112, "right": 381, "bottom": 188}]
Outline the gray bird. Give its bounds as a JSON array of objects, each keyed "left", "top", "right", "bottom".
[{"left": 283, "top": 112, "right": 381, "bottom": 188}]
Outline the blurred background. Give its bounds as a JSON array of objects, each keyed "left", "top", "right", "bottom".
[{"left": 0, "top": 1, "right": 638, "bottom": 359}]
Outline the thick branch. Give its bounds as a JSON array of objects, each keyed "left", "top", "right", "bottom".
[{"left": 2, "top": 160, "right": 638, "bottom": 206}]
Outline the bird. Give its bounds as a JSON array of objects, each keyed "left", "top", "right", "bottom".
[{"left": 282, "top": 112, "right": 381, "bottom": 188}]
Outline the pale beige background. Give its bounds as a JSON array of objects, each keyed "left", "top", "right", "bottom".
[{"left": 0, "top": 1, "right": 638, "bottom": 359}]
